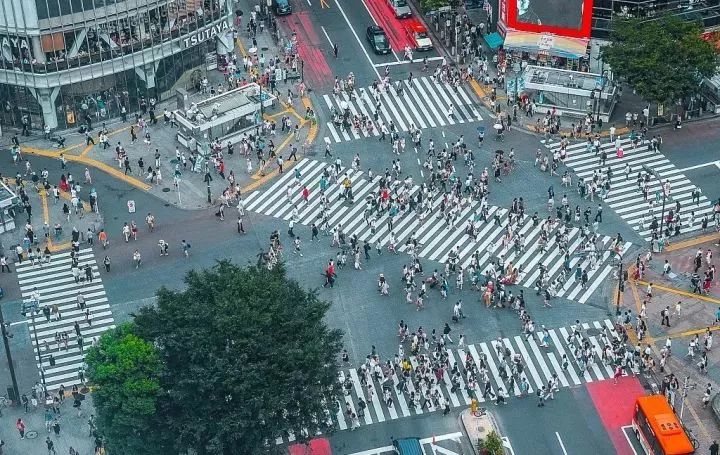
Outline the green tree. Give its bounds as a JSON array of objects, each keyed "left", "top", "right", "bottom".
[
  {"left": 132, "top": 262, "right": 343, "bottom": 455},
  {"left": 420, "top": 0, "right": 457, "bottom": 13},
  {"left": 480, "top": 431, "right": 504, "bottom": 455},
  {"left": 85, "top": 323, "right": 170, "bottom": 455},
  {"left": 601, "top": 15, "right": 717, "bottom": 108}
]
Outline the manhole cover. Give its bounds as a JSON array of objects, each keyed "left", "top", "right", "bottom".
[
  {"left": 162, "top": 187, "right": 171, "bottom": 192},
  {"left": 586, "top": 328, "right": 600, "bottom": 337}
]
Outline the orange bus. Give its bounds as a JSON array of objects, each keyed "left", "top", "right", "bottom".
[{"left": 632, "top": 395, "right": 697, "bottom": 455}]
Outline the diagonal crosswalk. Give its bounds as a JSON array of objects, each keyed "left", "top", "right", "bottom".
[
  {"left": 274, "top": 319, "right": 635, "bottom": 444},
  {"left": 245, "top": 158, "right": 631, "bottom": 304},
  {"left": 322, "top": 76, "right": 483, "bottom": 144},
  {"left": 545, "top": 137, "right": 714, "bottom": 241},
  {"left": 15, "top": 248, "right": 115, "bottom": 391}
]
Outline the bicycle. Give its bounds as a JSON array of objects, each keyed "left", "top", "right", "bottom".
[
  {"left": 0, "top": 395, "right": 8, "bottom": 415},
  {"left": 686, "top": 428, "right": 699, "bottom": 449}
]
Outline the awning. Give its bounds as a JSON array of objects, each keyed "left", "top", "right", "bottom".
[
  {"left": 484, "top": 32, "right": 503, "bottom": 50},
  {"left": 502, "top": 29, "right": 589, "bottom": 59}
]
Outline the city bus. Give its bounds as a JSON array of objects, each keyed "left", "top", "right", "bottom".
[{"left": 632, "top": 395, "right": 697, "bottom": 455}]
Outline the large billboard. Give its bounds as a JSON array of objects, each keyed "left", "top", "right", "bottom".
[{"left": 507, "top": 0, "right": 593, "bottom": 39}]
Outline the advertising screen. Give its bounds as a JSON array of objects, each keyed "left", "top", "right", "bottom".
[{"left": 507, "top": 0, "right": 593, "bottom": 38}]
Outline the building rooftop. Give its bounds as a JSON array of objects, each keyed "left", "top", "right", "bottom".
[{"left": 524, "top": 65, "right": 604, "bottom": 92}]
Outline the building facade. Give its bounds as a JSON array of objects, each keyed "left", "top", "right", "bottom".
[
  {"left": 591, "top": 0, "right": 720, "bottom": 39},
  {"left": 0, "top": 0, "right": 234, "bottom": 131}
]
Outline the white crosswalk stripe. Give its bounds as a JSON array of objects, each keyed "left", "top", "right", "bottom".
[
  {"left": 544, "top": 138, "right": 714, "bottom": 241},
  {"left": 322, "top": 77, "right": 482, "bottom": 144},
  {"left": 15, "top": 248, "right": 115, "bottom": 391},
  {"left": 245, "top": 158, "right": 630, "bottom": 304},
  {"left": 273, "top": 319, "right": 636, "bottom": 444}
]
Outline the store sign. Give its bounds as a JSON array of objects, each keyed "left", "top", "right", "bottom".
[
  {"left": 537, "top": 34, "right": 555, "bottom": 50},
  {"left": 182, "top": 20, "right": 230, "bottom": 48},
  {"left": 0, "top": 35, "right": 32, "bottom": 59},
  {"left": 499, "top": 0, "right": 507, "bottom": 25}
]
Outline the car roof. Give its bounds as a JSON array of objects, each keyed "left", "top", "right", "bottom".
[
  {"left": 392, "top": 438, "right": 423, "bottom": 455},
  {"left": 404, "top": 19, "right": 426, "bottom": 32},
  {"left": 368, "top": 25, "right": 385, "bottom": 34}
]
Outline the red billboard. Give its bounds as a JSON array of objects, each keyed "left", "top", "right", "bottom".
[{"left": 506, "top": 0, "right": 593, "bottom": 39}]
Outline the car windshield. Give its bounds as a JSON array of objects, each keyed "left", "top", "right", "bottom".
[
  {"left": 415, "top": 31, "right": 428, "bottom": 39},
  {"left": 393, "top": 0, "right": 407, "bottom": 6},
  {"left": 374, "top": 35, "right": 388, "bottom": 46}
]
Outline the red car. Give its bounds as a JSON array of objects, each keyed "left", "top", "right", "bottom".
[{"left": 405, "top": 20, "right": 433, "bottom": 51}]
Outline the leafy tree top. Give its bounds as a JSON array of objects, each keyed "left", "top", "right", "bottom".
[
  {"left": 601, "top": 14, "right": 717, "bottom": 105},
  {"left": 133, "top": 262, "right": 344, "bottom": 455},
  {"left": 85, "top": 323, "right": 169, "bottom": 455}
]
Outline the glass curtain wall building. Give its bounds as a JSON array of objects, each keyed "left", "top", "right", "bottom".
[{"left": 0, "top": 0, "right": 234, "bottom": 131}]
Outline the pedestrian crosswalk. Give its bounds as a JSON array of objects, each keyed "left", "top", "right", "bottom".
[
  {"left": 545, "top": 137, "right": 714, "bottom": 241},
  {"left": 274, "top": 319, "right": 635, "bottom": 444},
  {"left": 322, "top": 77, "right": 483, "bottom": 144},
  {"left": 16, "top": 248, "right": 115, "bottom": 391},
  {"left": 244, "top": 158, "right": 631, "bottom": 304}
]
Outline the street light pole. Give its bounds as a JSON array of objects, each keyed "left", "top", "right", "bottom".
[
  {"left": 616, "top": 259, "right": 623, "bottom": 315},
  {"left": 29, "top": 309, "right": 47, "bottom": 389},
  {"left": 659, "top": 191, "right": 667, "bottom": 237},
  {"left": 0, "top": 305, "right": 19, "bottom": 403}
]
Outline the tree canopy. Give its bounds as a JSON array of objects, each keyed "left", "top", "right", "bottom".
[
  {"left": 89, "top": 262, "right": 343, "bottom": 455},
  {"left": 85, "top": 323, "right": 170, "bottom": 455},
  {"left": 601, "top": 14, "right": 717, "bottom": 106}
]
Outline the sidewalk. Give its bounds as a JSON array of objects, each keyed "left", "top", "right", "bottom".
[
  {"left": 621, "top": 232, "right": 720, "bottom": 451},
  {"left": 18, "top": 12, "right": 318, "bottom": 211},
  {"left": 0, "top": 394, "right": 96, "bottom": 455}
]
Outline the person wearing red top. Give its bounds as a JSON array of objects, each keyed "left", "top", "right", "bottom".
[
  {"left": 324, "top": 260, "right": 336, "bottom": 288},
  {"left": 16, "top": 418, "right": 25, "bottom": 439},
  {"left": 302, "top": 186, "right": 310, "bottom": 204}
]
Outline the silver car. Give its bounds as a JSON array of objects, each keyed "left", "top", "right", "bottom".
[{"left": 388, "top": 0, "right": 412, "bottom": 18}]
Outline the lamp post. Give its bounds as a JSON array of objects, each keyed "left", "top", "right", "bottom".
[
  {"left": 616, "top": 258, "right": 624, "bottom": 315},
  {"left": 0, "top": 304, "right": 19, "bottom": 403},
  {"left": 642, "top": 165, "right": 669, "bottom": 239},
  {"left": 204, "top": 171, "right": 212, "bottom": 204},
  {"left": 29, "top": 310, "right": 46, "bottom": 388}
]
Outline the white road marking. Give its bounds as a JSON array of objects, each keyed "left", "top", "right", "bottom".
[
  {"left": 332, "top": 0, "right": 381, "bottom": 79},
  {"left": 676, "top": 160, "right": 720, "bottom": 172},
  {"left": 556, "top": 432, "right": 569, "bottom": 455},
  {"left": 320, "top": 26, "right": 334, "bottom": 48}
]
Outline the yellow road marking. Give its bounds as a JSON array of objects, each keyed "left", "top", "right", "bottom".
[
  {"left": 79, "top": 144, "right": 94, "bottom": 157},
  {"left": 250, "top": 132, "right": 295, "bottom": 180},
  {"left": 633, "top": 279, "right": 720, "bottom": 304},
  {"left": 236, "top": 38, "right": 249, "bottom": 59},
  {"left": 320, "top": 0, "right": 329, "bottom": 7},
  {"left": 664, "top": 232, "right": 720, "bottom": 252},
  {"left": 22, "top": 145, "right": 151, "bottom": 191},
  {"left": 38, "top": 189, "right": 72, "bottom": 252}
]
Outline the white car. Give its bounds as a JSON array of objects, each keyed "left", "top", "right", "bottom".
[{"left": 388, "top": 0, "right": 411, "bottom": 18}]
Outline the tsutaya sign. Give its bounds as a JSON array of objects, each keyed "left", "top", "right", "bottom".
[{"left": 182, "top": 20, "right": 230, "bottom": 48}]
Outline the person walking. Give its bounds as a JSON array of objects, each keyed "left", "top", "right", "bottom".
[
  {"left": 709, "top": 440, "right": 718, "bottom": 455},
  {"left": 333, "top": 43, "right": 338, "bottom": 58},
  {"left": 16, "top": 418, "right": 25, "bottom": 439},
  {"left": 46, "top": 436, "right": 56, "bottom": 455},
  {"left": 661, "top": 306, "right": 671, "bottom": 327}
]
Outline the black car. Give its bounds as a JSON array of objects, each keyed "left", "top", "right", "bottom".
[
  {"left": 272, "top": 0, "right": 292, "bottom": 15},
  {"left": 366, "top": 25, "right": 391, "bottom": 54}
]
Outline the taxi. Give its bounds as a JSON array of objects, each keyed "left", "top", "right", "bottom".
[{"left": 404, "top": 20, "right": 433, "bottom": 51}]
